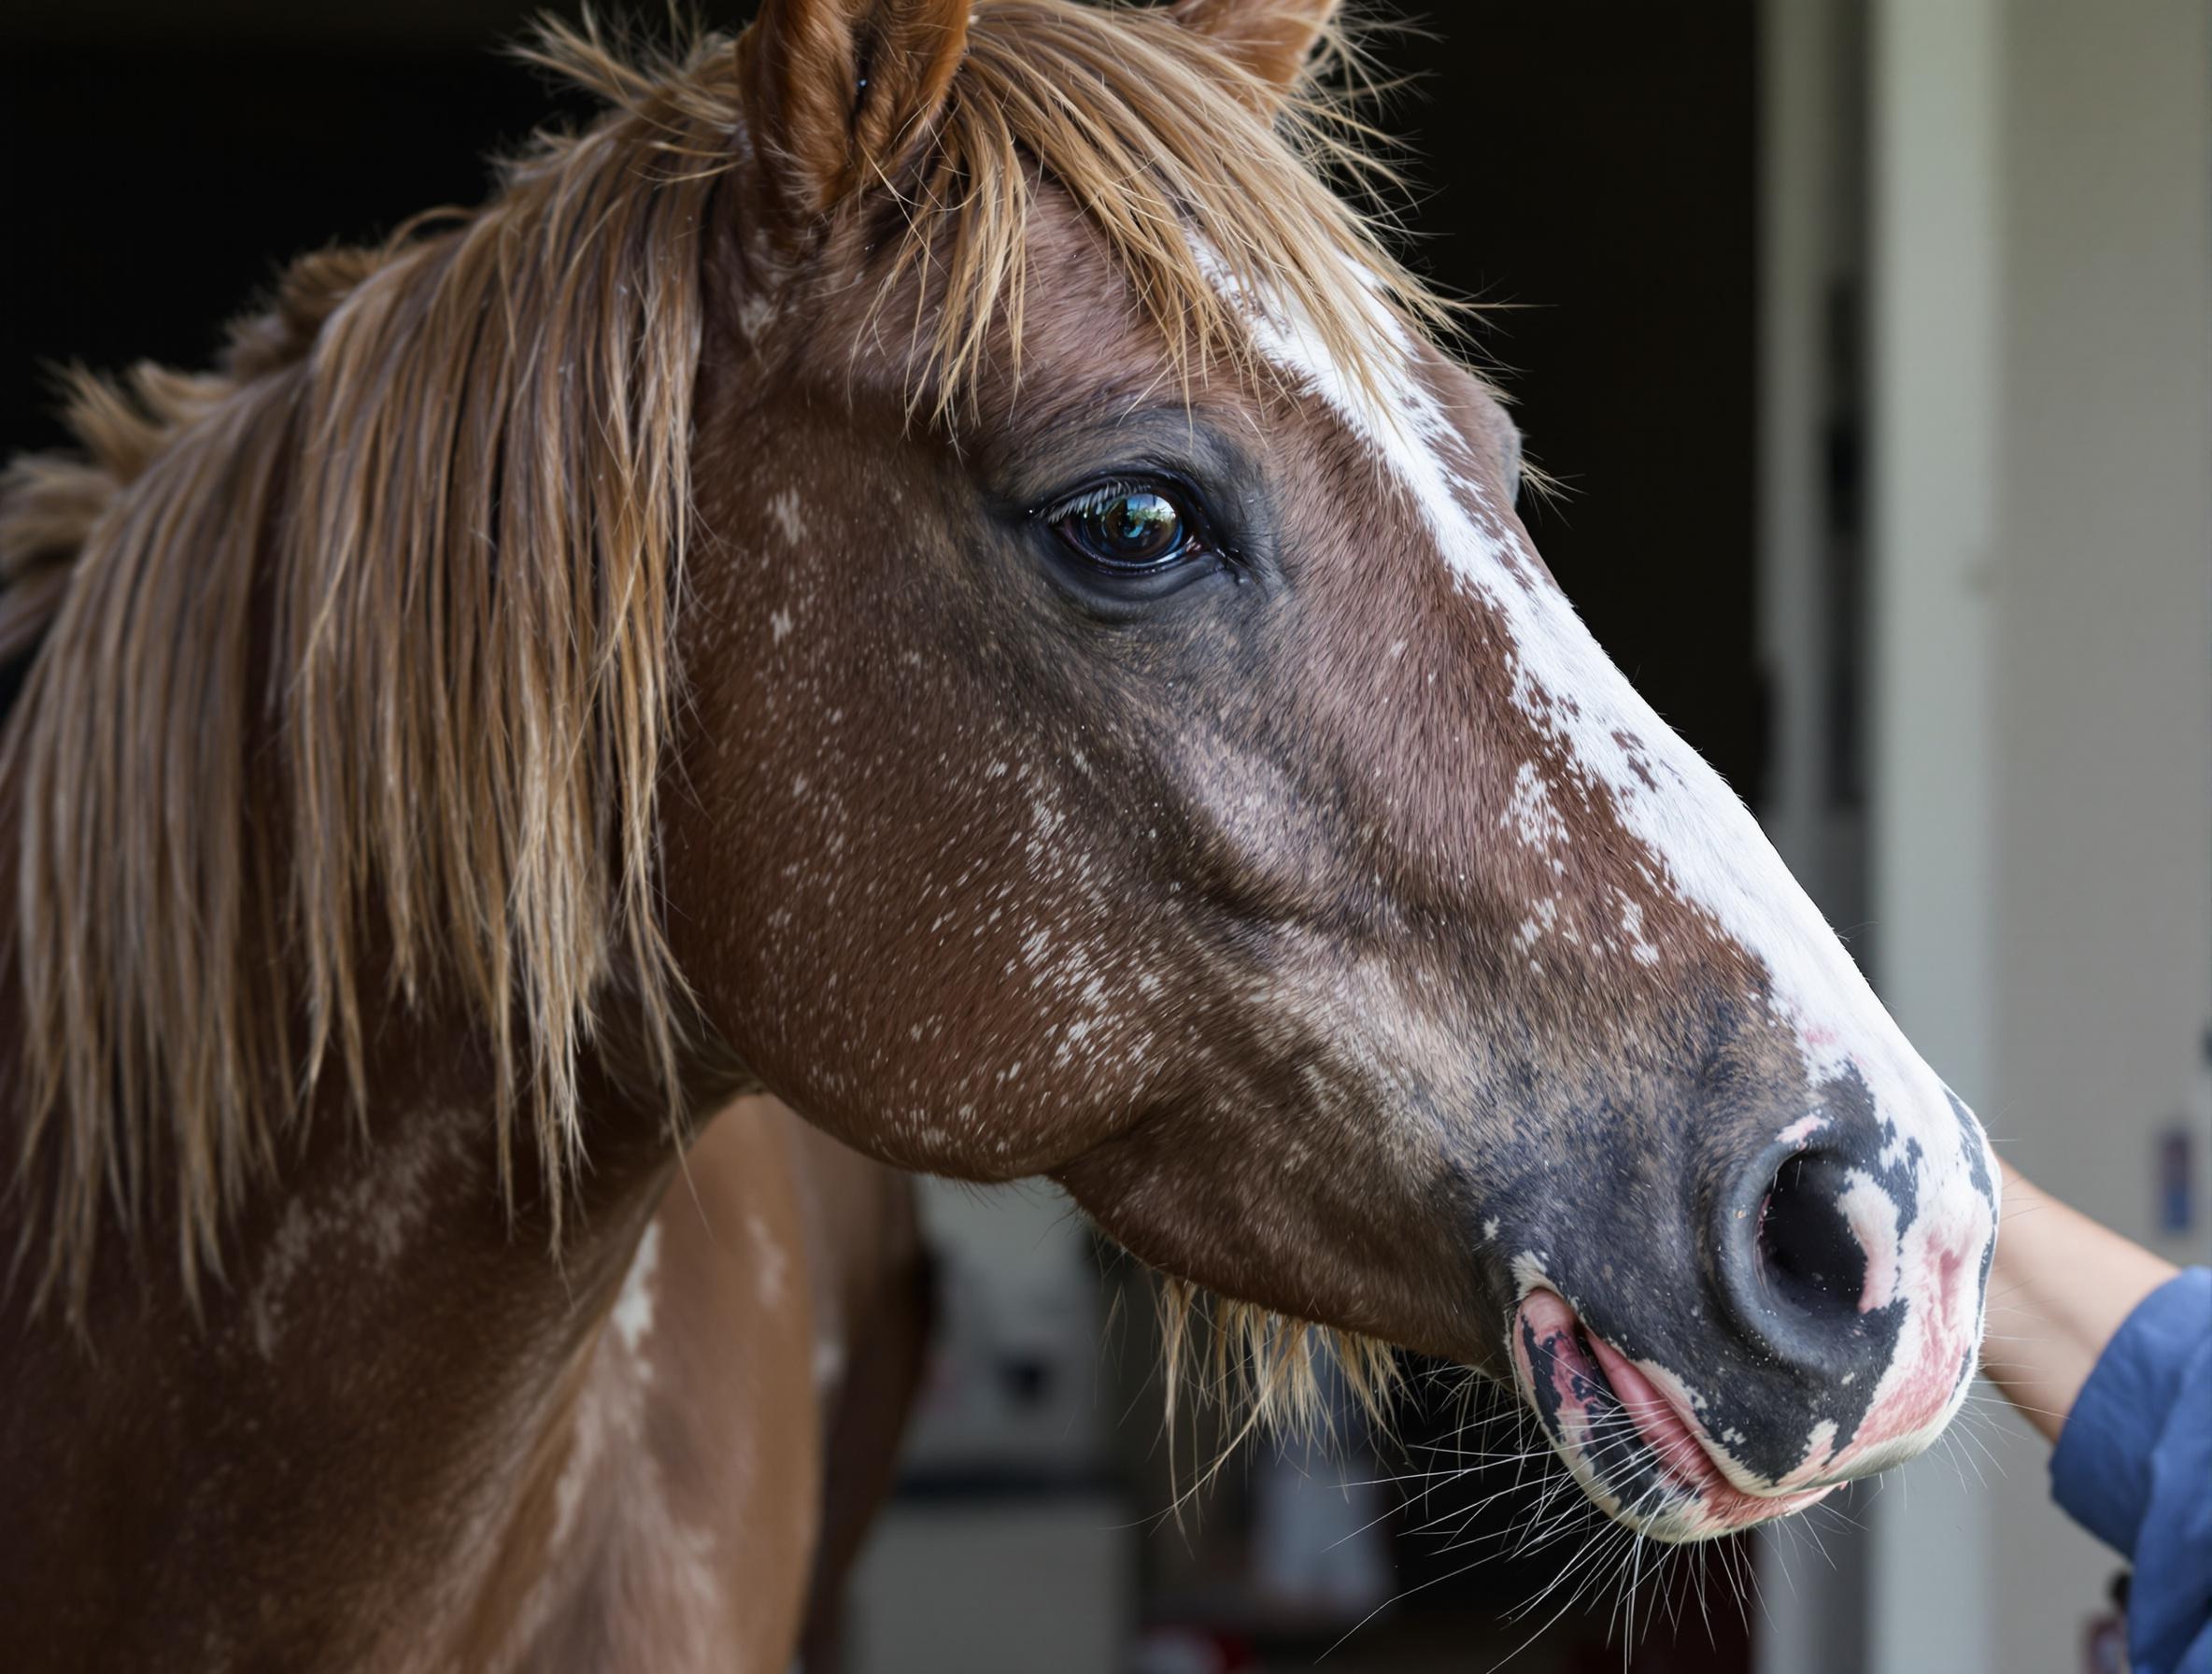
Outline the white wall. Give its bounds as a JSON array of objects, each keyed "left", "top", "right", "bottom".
[
  {"left": 1984, "top": 4, "right": 2212, "bottom": 1670},
  {"left": 1864, "top": 1, "right": 2212, "bottom": 1671},
  {"left": 1989, "top": 0, "right": 2212, "bottom": 1259}
]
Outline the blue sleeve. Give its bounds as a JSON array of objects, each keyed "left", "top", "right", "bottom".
[{"left": 2050, "top": 1267, "right": 2212, "bottom": 1674}]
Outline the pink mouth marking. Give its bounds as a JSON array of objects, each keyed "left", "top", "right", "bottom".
[
  {"left": 1795, "top": 1222, "right": 1985, "bottom": 1484},
  {"left": 1512, "top": 1290, "right": 1833, "bottom": 1538}
]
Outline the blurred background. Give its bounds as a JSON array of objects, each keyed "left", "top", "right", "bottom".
[{"left": 2, "top": 2, "right": 2205, "bottom": 1670}]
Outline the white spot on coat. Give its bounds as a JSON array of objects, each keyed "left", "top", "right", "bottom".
[
  {"left": 612, "top": 1222, "right": 662, "bottom": 1358},
  {"left": 768, "top": 488, "right": 805, "bottom": 546},
  {"left": 1504, "top": 761, "right": 1569, "bottom": 853}
]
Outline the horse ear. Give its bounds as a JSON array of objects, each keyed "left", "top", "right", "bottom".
[
  {"left": 742, "top": 0, "right": 971, "bottom": 229},
  {"left": 1169, "top": 0, "right": 1340, "bottom": 105}
]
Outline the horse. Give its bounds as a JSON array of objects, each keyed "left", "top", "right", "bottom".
[{"left": 0, "top": 0, "right": 2001, "bottom": 1667}]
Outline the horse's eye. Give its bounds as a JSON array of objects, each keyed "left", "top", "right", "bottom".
[{"left": 1050, "top": 486, "right": 1198, "bottom": 573}]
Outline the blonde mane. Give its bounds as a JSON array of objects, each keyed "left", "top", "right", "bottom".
[{"left": 0, "top": 2, "right": 1449, "bottom": 1326}]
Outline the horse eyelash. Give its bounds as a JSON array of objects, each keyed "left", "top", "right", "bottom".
[
  {"left": 1053, "top": 478, "right": 1167, "bottom": 520},
  {"left": 1042, "top": 474, "right": 1239, "bottom": 566}
]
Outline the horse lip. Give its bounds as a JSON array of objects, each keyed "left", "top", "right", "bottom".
[
  {"left": 1512, "top": 1289, "right": 1835, "bottom": 1531},
  {"left": 1574, "top": 1320, "right": 1790, "bottom": 1501}
]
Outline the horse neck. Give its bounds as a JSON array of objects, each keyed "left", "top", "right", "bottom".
[{"left": 0, "top": 946, "right": 689, "bottom": 1661}]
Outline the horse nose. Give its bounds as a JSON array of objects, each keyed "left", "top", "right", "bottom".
[{"left": 1713, "top": 1143, "right": 1876, "bottom": 1369}]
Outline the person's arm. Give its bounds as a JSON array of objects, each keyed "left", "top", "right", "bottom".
[
  {"left": 1980, "top": 1158, "right": 2178, "bottom": 1442},
  {"left": 1982, "top": 1158, "right": 2211, "bottom": 1674}
]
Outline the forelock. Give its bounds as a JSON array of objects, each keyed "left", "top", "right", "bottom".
[{"left": 876, "top": 0, "right": 1463, "bottom": 421}]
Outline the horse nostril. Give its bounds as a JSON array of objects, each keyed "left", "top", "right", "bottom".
[
  {"left": 1754, "top": 1153, "right": 1866, "bottom": 1323},
  {"left": 1713, "top": 1144, "right": 1876, "bottom": 1371}
]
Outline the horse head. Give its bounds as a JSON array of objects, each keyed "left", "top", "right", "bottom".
[
  {"left": 2, "top": 0, "right": 1998, "bottom": 1550},
  {"left": 661, "top": 0, "right": 2001, "bottom": 1540}
]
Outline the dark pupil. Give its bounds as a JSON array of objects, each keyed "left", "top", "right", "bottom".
[{"left": 1085, "top": 492, "right": 1182, "bottom": 564}]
